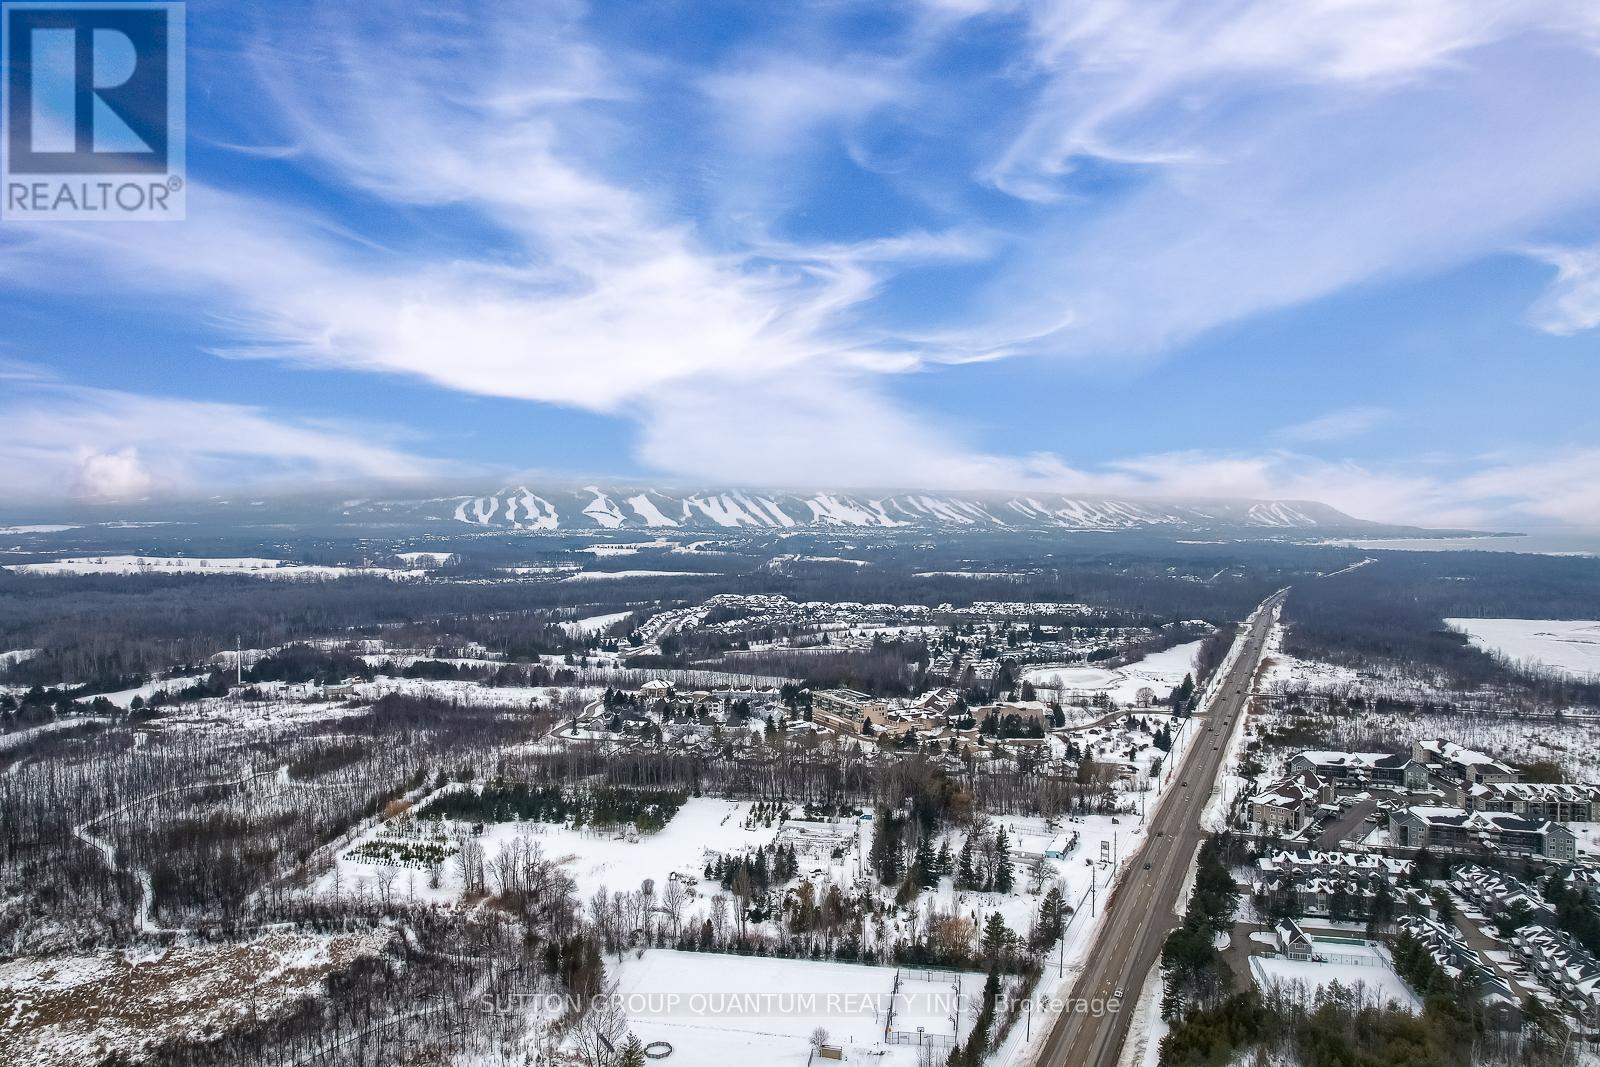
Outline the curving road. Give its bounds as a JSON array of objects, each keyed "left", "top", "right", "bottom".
[{"left": 1035, "top": 591, "right": 1285, "bottom": 1067}]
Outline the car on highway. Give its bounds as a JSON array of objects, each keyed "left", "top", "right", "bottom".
[{"left": 1143, "top": 862, "right": 1151, "bottom": 870}]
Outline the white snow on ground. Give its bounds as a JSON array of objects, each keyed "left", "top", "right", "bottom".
[
  {"left": 1026, "top": 666, "right": 1121, "bottom": 690},
  {"left": 137, "top": 694, "right": 367, "bottom": 736},
  {"left": 936, "top": 813, "right": 1136, "bottom": 941},
  {"left": 0, "top": 716, "right": 112, "bottom": 752},
  {"left": 1248, "top": 949, "right": 1420, "bottom": 1014},
  {"left": 347, "top": 677, "right": 574, "bottom": 710},
  {"left": 72, "top": 676, "right": 202, "bottom": 710},
  {"left": 766, "top": 554, "right": 870, "bottom": 569},
  {"left": 320, "top": 798, "right": 788, "bottom": 907},
  {"left": 561, "top": 611, "right": 633, "bottom": 636},
  {"left": 1446, "top": 618, "right": 1600, "bottom": 679},
  {"left": 612, "top": 950, "right": 983, "bottom": 1065},
  {"left": 582, "top": 487, "right": 626, "bottom": 529},
  {"left": 395, "top": 551, "right": 452, "bottom": 564},
  {"left": 5, "top": 556, "right": 422, "bottom": 580},
  {"left": 0, "top": 648, "right": 39, "bottom": 669},
  {"left": 508, "top": 491, "right": 561, "bottom": 530},
  {"left": 627, "top": 495, "right": 679, "bottom": 527},
  {"left": 580, "top": 541, "right": 672, "bottom": 557},
  {"left": 321, "top": 795, "right": 1140, "bottom": 1011},
  {"left": 561, "top": 570, "right": 717, "bottom": 582},
  {"left": 1259, "top": 624, "right": 1360, "bottom": 692},
  {"left": 1117, "top": 964, "right": 1167, "bottom": 1067},
  {"left": 1320, "top": 558, "right": 1376, "bottom": 579},
  {"left": 0, "top": 525, "right": 78, "bottom": 534},
  {"left": 1023, "top": 641, "right": 1202, "bottom": 708}
]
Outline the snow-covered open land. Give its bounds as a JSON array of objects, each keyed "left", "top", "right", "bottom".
[
  {"left": 1446, "top": 618, "right": 1600, "bottom": 679},
  {"left": 613, "top": 951, "right": 984, "bottom": 1065},
  {"left": 1022, "top": 639, "right": 1201, "bottom": 708},
  {"left": 5, "top": 556, "right": 423, "bottom": 580}
]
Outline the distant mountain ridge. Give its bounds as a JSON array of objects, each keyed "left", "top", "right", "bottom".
[{"left": 341, "top": 485, "right": 1385, "bottom": 534}]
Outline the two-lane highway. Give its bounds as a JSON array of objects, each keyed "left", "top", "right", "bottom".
[{"left": 1034, "top": 591, "right": 1285, "bottom": 1067}]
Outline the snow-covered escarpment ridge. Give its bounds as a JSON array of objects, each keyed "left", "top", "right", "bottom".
[{"left": 351, "top": 485, "right": 1379, "bottom": 534}]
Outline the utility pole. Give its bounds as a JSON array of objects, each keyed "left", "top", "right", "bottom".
[{"left": 235, "top": 634, "right": 242, "bottom": 686}]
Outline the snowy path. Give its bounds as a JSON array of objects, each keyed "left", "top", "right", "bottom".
[{"left": 73, "top": 763, "right": 283, "bottom": 934}]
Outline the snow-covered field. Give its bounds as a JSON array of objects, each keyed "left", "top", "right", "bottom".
[
  {"left": 0, "top": 648, "right": 39, "bottom": 670},
  {"left": 321, "top": 795, "right": 1140, "bottom": 1005},
  {"left": 561, "top": 611, "right": 633, "bottom": 636},
  {"left": 561, "top": 570, "right": 718, "bottom": 582},
  {"left": 5, "top": 556, "right": 421, "bottom": 580},
  {"left": 1025, "top": 665, "right": 1121, "bottom": 691},
  {"left": 71, "top": 675, "right": 205, "bottom": 710},
  {"left": 395, "top": 551, "right": 452, "bottom": 565},
  {"left": 344, "top": 675, "right": 585, "bottom": 710},
  {"left": 1248, "top": 946, "right": 1419, "bottom": 1014},
  {"left": 75, "top": 685, "right": 368, "bottom": 737},
  {"left": 1447, "top": 618, "right": 1600, "bottom": 679},
  {"left": 579, "top": 541, "right": 673, "bottom": 557},
  {"left": 1023, "top": 640, "right": 1201, "bottom": 707},
  {"left": 320, "top": 797, "right": 793, "bottom": 906},
  {"left": 613, "top": 950, "right": 983, "bottom": 1064},
  {"left": 1259, "top": 624, "right": 1360, "bottom": 693}
]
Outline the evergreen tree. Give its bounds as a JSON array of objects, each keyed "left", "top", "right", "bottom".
[
  {"left": 1036, "top": 886, "right": 1067, "bottom": 947},
  {"left": 982, "top": 912, "right": 1010, "bottom": 966},
  {"left": 869, "top": 807, "right": 903, "bottom": 885},
  {"left": 957, "top": 837, "right": 978, "bottom": 890},
  {"left": 914, "top": 836, "right": 937, "bottom": 889},
  {"left": 618, "top": 1034, "right": 647, "bottom": 1067},
  {"left": 993, "top": 827, "right": 1014, "bottom": 893}
]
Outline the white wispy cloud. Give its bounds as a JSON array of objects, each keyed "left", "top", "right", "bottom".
[
  {"left": 637, "top": 377, "right": 1596, "bottom": 528},
  {"left": 1526, "top": 242, "right": 1600, "bottom": 334},
  {"left": 1275, "top": 406, "right": 1393, "bottom": 444},
  {"left": 952, "top": 2, "right": 1600, "bottom": 362},
  {"left": 701, "top": 58, "right": 903, "bottom": 155},
  {"left": 1454, "top": 449, "right": 1600, "bottom": 527},
  {"left": 980, "top": 0, "right": 1596, "bottom": 201},
  {"left": 0, "top": 8, "right": 931, "bottom": 415},
  {"left": 0, "top": 381, "right": 454, "bottom": 502}
]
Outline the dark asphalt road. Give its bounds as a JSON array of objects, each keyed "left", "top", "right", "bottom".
[{"left": 1034, "top": 591, "right": 1285, "bottom": 1067}]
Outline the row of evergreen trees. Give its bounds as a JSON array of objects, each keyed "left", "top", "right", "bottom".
[
  {"left": 424, "top": 781, "right": 687, "bottom": 833},
  {"left": 706, "top": 842, "right": 801, "bottom": 893}
]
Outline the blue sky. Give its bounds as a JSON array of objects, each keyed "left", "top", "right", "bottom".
[{"left": 3, "top": 0, "right": 1600, "bottom": 527}]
